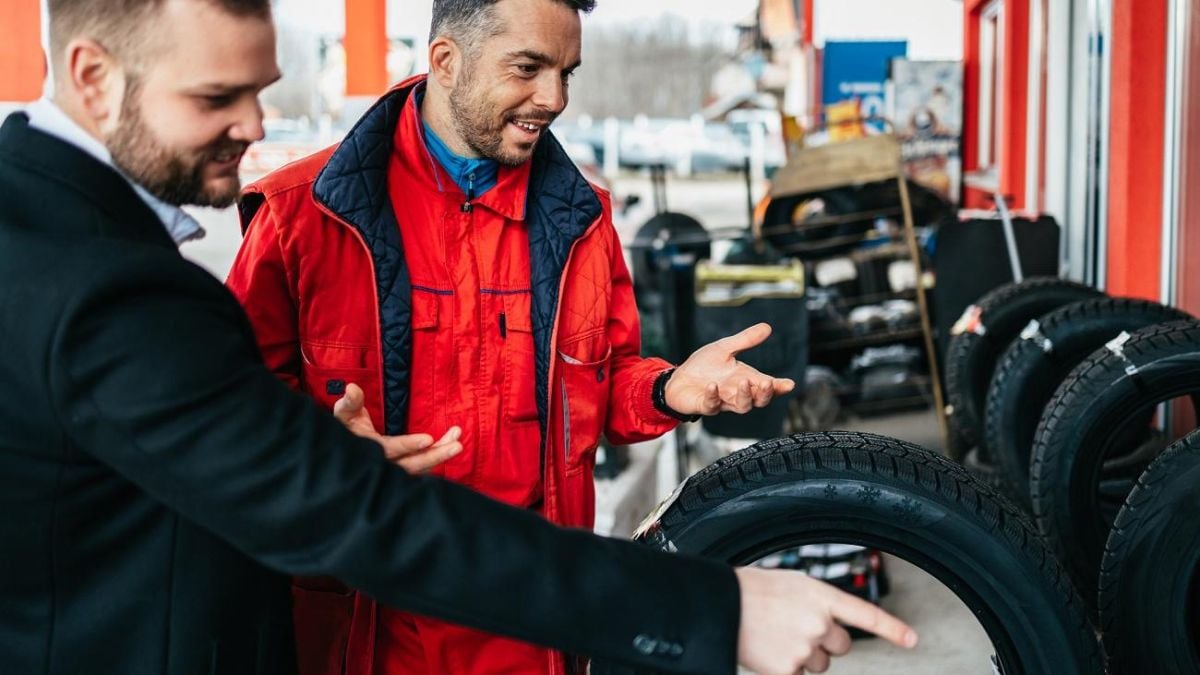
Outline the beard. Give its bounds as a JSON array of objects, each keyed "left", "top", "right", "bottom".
[
  {"left": 448, "top": 66, "right": 557, "bottom": 167},
  {"left": 107, "top": 79, "right": 246, "bottom": 208}
]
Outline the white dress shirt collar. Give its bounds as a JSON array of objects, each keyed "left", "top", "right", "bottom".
[{"left": 25, "top": 98, "right": 206, "bottom": 246}]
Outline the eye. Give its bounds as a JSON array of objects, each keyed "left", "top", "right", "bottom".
[
  {"left": 199, "top": 94, "right": 235, "bottom": 109},
  {"left": 515, "top": 63, "right": 539, "bottom": 77}
]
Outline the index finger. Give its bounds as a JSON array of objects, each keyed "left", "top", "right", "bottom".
[
  {"left": 829, "top": 591, "right": 918, "bottom": 649},
  {"left": 398, "top": 441, "right": 462, "bottom": 473},
  {"left": 381, "top": 434, "right": 434, "bottom": 459}
]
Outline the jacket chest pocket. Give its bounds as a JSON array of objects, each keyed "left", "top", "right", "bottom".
[
  {"left": 300, "top": 341, "right": 380, "bottom": 425},
  {"left": 502, "top": 292, "right": 539, "bottom": 423},
  {"left": 558, "top": 328, "right": 612, "bottom": 471},
  {"left": 410, "top": 289, "right": 441, "bottom": 399}
]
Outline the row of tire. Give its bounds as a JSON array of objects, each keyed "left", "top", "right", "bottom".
[{"left": 943, "top": 277, "right": 1200, "bottom": 673}]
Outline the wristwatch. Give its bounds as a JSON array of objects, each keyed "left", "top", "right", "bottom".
[{"left": 652, "top": 368, "right": 701, "bottom": 422}]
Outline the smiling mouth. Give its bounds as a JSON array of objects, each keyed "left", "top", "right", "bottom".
[
  {"left": 509, "top": 120, "right": 545, "bottom": 135},
  {"left": 210, "top": 147, "right": 245, "bottom": 165}
]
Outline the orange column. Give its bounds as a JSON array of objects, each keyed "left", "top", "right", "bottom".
[
  {"left": 1, "top": 1, "right": 45, "bottom": 102},
  {"left": 801, "top": 0, "right": 814, "bottom": 46},
  {"left": 345, "top": 0, "right": 389, "bottom": 96},
  {"left": 1106, "top": 0, "right": 1168, "bottom": 301}
]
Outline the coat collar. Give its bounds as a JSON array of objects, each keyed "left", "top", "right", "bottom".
[{"left": 0, "top": 112, "right": 175, "bottom": 250}]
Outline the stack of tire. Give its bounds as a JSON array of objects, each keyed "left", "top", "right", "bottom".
[{"left": 944, "top": 277, "right": 1200, "bottom": 673}]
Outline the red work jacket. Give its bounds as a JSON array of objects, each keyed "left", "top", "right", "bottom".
[{"left": 228, "top": 76, "right": 677, "bottom": 674}]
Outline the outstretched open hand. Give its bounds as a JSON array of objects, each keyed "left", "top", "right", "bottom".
[
  {"left": 664, "top": 323, "right": 796, "bottom": 416},
  {"left": 333, "top": 383, "right": 462, "bottom": 473}
]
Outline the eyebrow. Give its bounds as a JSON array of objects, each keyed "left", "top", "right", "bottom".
[
  {"left": 506, "top": 49, "right": 582, "bottom": 71},
  {"left": 185, "top": 73, "right": 283, "bottom": 95}
]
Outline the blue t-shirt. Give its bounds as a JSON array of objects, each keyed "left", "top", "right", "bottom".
[{"left": 419, "top": 97, "right": 499, "bottom": 199}]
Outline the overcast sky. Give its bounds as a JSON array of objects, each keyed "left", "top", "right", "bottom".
[{"left": 273, "top": 0, "right": 962, "bottom": 62}]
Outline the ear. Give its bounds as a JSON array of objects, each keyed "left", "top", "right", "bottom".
[
  {"left": 428, "top": 36, "right": 461, "bottom": 89},
  {"left": 61, "top": 38, "right": 124, "bottom": 127}
]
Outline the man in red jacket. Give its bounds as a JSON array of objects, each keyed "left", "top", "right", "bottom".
[{"left": 228, "top": 0, "right": 801, "bottom": 672}]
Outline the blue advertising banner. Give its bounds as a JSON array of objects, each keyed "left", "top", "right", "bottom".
[{"left": 821, "top": 40, "right": 909, "bottom": 123}]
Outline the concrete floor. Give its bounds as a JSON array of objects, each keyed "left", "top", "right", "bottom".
[{"left": 814, "top": 409, "right": 996, "bottom": 674}]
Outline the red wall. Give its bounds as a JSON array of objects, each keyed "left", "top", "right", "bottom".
[
  {"left": 1106, "top": 0, "right": 1168, "bottom": 301},
  {"left": 962, "top": 0, "right": 1031, "bottom": 210},
  {"left": 0, "top": 2, "right": 44, "bottom": 102},
  {"left": 960, "top": 0, "right": 1171, "bottom": 302}
]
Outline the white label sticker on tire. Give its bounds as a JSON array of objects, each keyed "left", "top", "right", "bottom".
[
  {"left": 951, "top": 305, "right": 987, "bottom": 336},
  {"left": 633, "top": 477, "right": 688, "bottom": 540}
]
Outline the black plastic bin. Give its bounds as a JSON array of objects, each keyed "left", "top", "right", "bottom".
[{"left": 691, "top": 261, "right": 808, "bottom": 439}]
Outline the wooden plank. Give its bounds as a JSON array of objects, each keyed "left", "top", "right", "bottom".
[{"left": 769, "top": 134, "right": 903, "bottom": 197}]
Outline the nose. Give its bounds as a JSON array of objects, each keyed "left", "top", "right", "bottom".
[
  {"left": 532, "top": 73, "right": 567, "bottom": 115},
  {"left": 229, "top": 98, "right": 266, "bottom": 144}
]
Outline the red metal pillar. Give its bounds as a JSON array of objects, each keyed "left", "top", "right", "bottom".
[
  {"left": 801, "top": 0, "right": 814, "bottom": 46},
  {"left": 1106, "top": 0, "right": 1168, "bottom": 301},
  {"left": 961, "top": 0, "right": 1031, "bottom": 210},
  {"left": 962, "top": 0, "right": 983, "bottom": 208},
  {"left": 1, "top": 1, "right": 45, "bottom": 102},
  {"left": 999, "top": 0, "right": 1029, "bottom": 209},
  {"left": 345, "top": 0, "right": 389, "bottom": 97}
]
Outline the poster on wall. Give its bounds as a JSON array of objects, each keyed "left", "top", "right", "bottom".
[
  {"left": 889, "top": 58, "right": 963, "bottom": 205},
  {"left": 821, "top": 40, "right": 908, "bottom": 132}
]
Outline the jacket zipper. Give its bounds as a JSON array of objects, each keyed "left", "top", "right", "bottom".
[{"left": 461, "top": 171, "right": 475, "bottom": 213}]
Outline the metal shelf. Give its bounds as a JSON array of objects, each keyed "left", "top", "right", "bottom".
[{"left": 810, "top": 326, "right": 925, "bottom": 353}]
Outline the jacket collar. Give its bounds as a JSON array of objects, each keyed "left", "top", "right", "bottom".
[
  {"left": 394, "top": 79, "right": 530, "bottom": 221},
  {"left": 314, "top": 75, "right": 591, "bottom": 228},
  {"left": 0, "top": 112, "right": 176, "bottom": 249}
]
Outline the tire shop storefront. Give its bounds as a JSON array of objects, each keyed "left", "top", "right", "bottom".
[
  {"left": 956, "top": 5, "right": 1200, "bottom": 670},
  {"left": 959, "top": 0, "right": 1200, "bottom": 314}
]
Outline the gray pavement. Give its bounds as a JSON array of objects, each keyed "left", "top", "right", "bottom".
[{"left": 821, "top": 410, "right": 995, "bottom": 674}]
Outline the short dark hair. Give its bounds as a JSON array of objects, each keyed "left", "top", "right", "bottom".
[
  {"left": 430, "top": 0, "right": 596, "bottom": 46},
  {"left": 48, "top": 0, "right": 271, "bottom": 75}
]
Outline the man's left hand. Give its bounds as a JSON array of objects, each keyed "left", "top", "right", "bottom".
[{"left": 665, "top": 323, "right": 796, "bottom": 416}]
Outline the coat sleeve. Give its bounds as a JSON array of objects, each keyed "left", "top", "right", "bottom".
[
  {"left": 226, "top": 193, "right": 301, "bottom": 390},
  {"left": 599, "top": 199, "right": 680, "bottom": 446},
  {"left": 47, "top": 253, "right": 740, "bottom": 675}
]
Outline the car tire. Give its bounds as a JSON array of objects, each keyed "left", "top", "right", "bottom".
[
  {"left": 1031, "top": 319, "right": 1200, "bottom": 605},
  {"left": 603, "top": 432, "right": 1103, "bottom": 675},
  {"left": 1098, "top": 429, "right": 1200, "bottom": 674},
  {"left": 984, "top": 298, "right": 1189, "bottom": 505},
  {"left": 944, "top": 278, "right": 1102, "bottom": 454},
  {"left": 761, "top": 188, "right": 871, "bottom": 260}
]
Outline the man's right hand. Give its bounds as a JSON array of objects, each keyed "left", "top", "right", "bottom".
[
  {"left": 333, "top": 383, "right": 462, "bottom": 473},
  {"left": 734, "top": 567, "right": 918, "bottom": 674}
]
